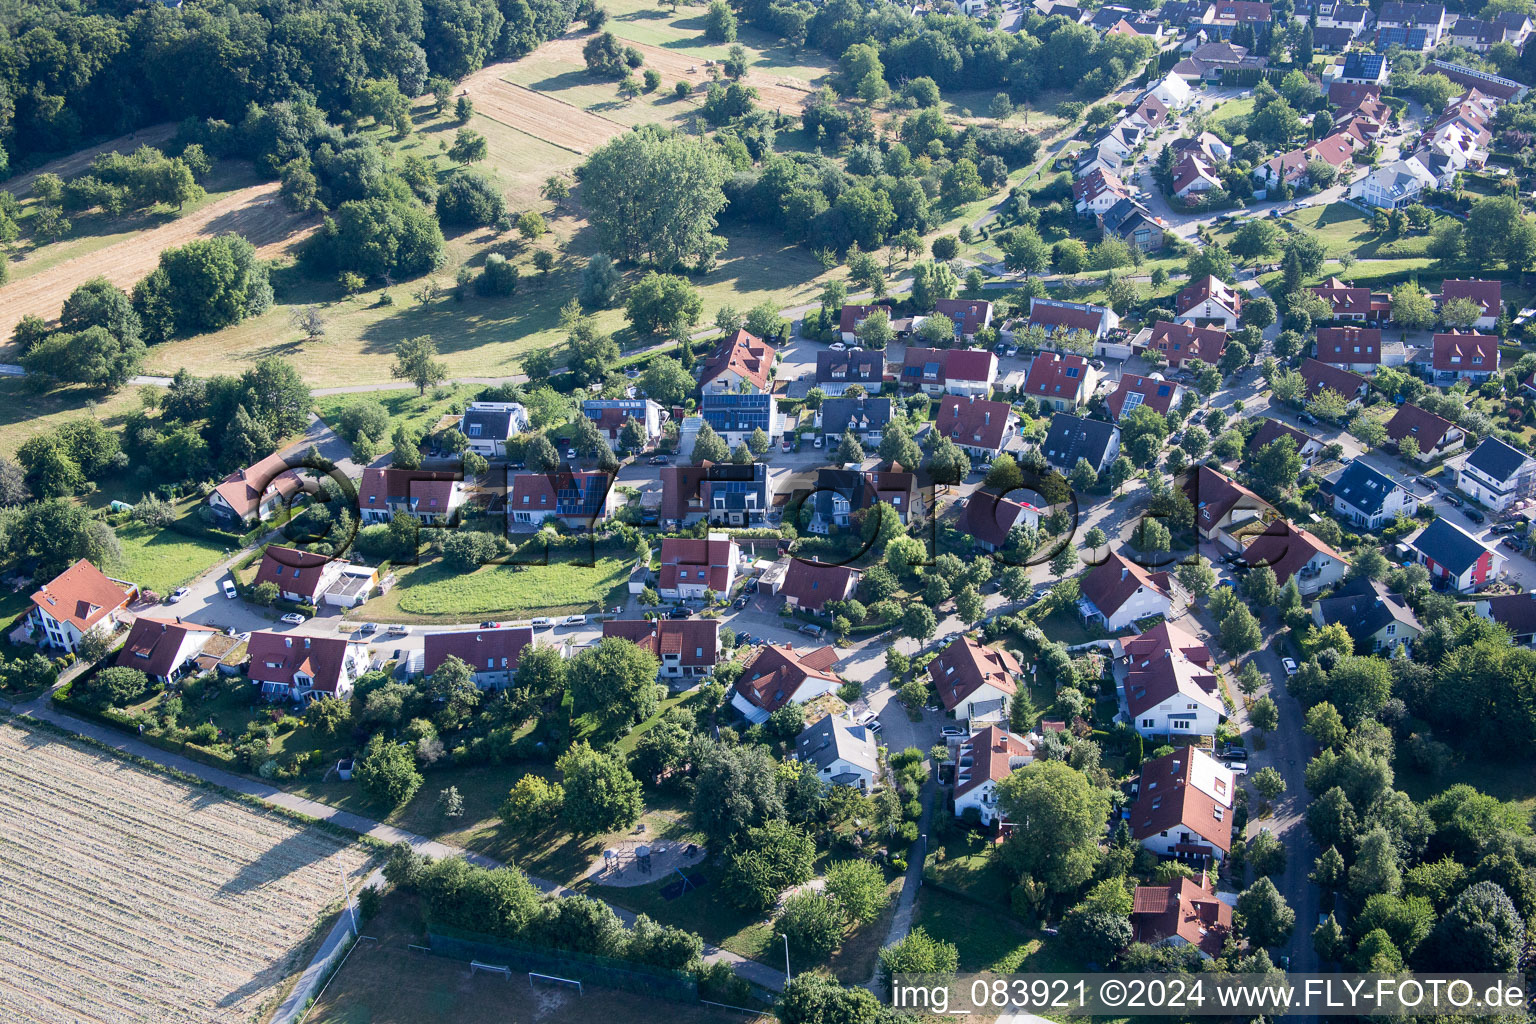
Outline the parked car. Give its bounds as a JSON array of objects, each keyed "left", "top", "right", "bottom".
[
  {"left": 280, "top": 612, "right": 306, "bottom": 625},
  {"left": 744, "top": 579, "right": 759, "bottom": 594},
  {"left": 385, "top": 624, "right": 410, "bottom": 636},
  {"left": 667, "top": 606, "right": 691, "bottom": 619},
  {"left": 813, "top": 435, "right": 824, "bottom": 448},
  {"left": 865, "top": 719, "right": 884, "bottom": 735},
  {"left": 531, "top": 616, "right": 554, "bottom": 627},
  {"left": 561, "top": 614, "right": 586, "bottom": 626},
  {"left": 1298, "top": 412, "right": 1319, "bottom": 426},
  {"left": 1465, "top": 507, "right": 1486, "bottom": 524},
  {"left": 1443, "top": 492, "right": 1464, "bottom": 507},
  {"left": 222, "top": 580, "right": 238, "bottom": 599},
  {"left": 480, "top": 621, "right": 501, "bottom": 629},
  {"left": 1491, "top": 523, "right": 1520, "bottom": 535},
  {"left": 648, "top": 455, "right": 670, "bottom": 465},
  {"left": 1502, "top": 537, "right": 1524, "bottom": 551},
  {"left": 1282, "top": 657, "right": 1299, "bottom": 676},
  {"left": 781, "top": 439, "right": 792, "bottom": 452},
  {"left": 829, "top": 341, "right": 847, "bottom": 351},
  {"left": 169, "top": 587, "right": 189, "bottom": 603},
  {"left": 358, "top": 622, "right": 377, "bottom": 634},
  {"left": 732, "top": 596, "right": 749, "bottom": 609},
  {"left": 737, "top": 633, "right": 755, "bottom": 646},
  {"left": 566, "top": 448, "right": 577, "bottom": 460},
  {"left": 940, "top": 725, "right": 966, "bottom": 738},
  {"left": 798, "top": 623, "right": 825, "bottom": 638}
]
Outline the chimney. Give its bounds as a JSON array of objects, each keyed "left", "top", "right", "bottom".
[
  {"left": 984, "top": 411, "right": 991, "bottom": 425},
  {"left": 1121, "top": 567, "right": 1129, "bottom": 580}
]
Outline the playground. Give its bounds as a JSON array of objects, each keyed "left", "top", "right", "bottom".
[{"left": 583, "top": 837, "right": 708, "bottom": 888}]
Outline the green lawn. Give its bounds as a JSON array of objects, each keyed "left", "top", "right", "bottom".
[
  {"left": 912, "top": 887, "right": 1073, "bottom": 973},
  {"left": 361, "top": 555, "right": 632, "bottom": 621},
  {"left": 313, "top": 384, "right": 480, "bottom": 441},
  {"left": 110, "top": 501, "right": 232, "bottom": 596},
  {"left": 1396, "top": 754, "right": 1536, "bottom": 818}
]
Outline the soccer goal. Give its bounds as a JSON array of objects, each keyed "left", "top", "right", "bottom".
[
  {"left": 529, "top": 972, "right": 583, "bottom": 995},
  {"left": 470, "top": 961, "right": 512, "bottom": 979}
]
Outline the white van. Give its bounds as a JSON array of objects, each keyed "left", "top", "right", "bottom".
[{"left": 222, "top": 580, "right": 237, "bottom": 599}]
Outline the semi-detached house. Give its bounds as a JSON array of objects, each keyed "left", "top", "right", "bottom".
[
  {"left": 1131, "top": 747, "right": 1236, "bottom": 864},
  {"left": 604, "top": 618, "right": 720, "bottom": 680},
  {"left": 1124, "top": 621, "right": 1225, "bottom": 740},
  {"left": 424, "top": 626, "right": 534, "bottom": 689}
]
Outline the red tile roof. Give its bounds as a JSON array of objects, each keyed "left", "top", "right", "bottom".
[
  {"left": 1026, "top": 299, "right": 1112, "bottom": 334},
  {"left": 1184, "top": 465, "right": 1270, "bottom": 533},
  {"left": 660, "top": 462, "right": 713, "bottom": 523},
  {"left": 963, "top": 493, "right": 1039, "bottom": 549},
  {"left": 1132, "top": 875, "right": 1232, "bottom": 956},
  {"left": 1243, "top": 520, "right": 1348, "bottom": 585},
  {"left": 1175, "top": 276, "right": 1242, "bottom": 318},
  {"left": 1315, "top": 326, "right": 1383, "bottom": 365},
  {"left": 935, "top": 395, "right": 1013, "bottom": 451},
  {"left": 115, "top": 616, "right": 219, "bottom": 679},
  {"left": 30, "top": 559, "right": 134, "bottom": 634},
  {"left": 1022, "top": 352, "right": 1092, "bottom": 402},
  {"left": 954, "top": 725, "right": 1038, "bottom": 798},
  {"left": 1107, "top": 374, "right": 1180, "bottom": 421},
  {"left": 214, "top": 451, "right": 304, "bottom": 520},
  {"left": 1311, "top": 277, "right": 1390, "bottom": 318},
  {"left": 1329, "top": 81, "right": 1383, "bottom": 110},
  {"left": 733, "top": 643, "right": 841, "bottom": 713},
  {"left": 1072, "top": 167, "right": 1130, "bottom": 205},
  {"left": 934, "top": 298, "right": 993, "bottom": 337},
  {"left": 1385, "top": 403, "right": 1457, "bottom": 451},
  {"left": 930, "top": 636, "right": 1021, "bottom": 710},
  {"left": 1131, "top": 747, "right": 1235, "bottom": 853},
  {"left": 779, "top": 559, "right": 859, "bottom": 612},
  {"left": 1299, "top": 357, "right": 1368, "bottom": 400},
  {"left": 902, "top": 347, "right": 998, "bottom": 386},
  {"left": 1080, "top": 552, "right": 1173, "bottom": 620},
  {"left": 1124, "top": 621, "right": 1220, "bottom": 719},
  {"left": 701, "top": 329, "right": 776, "bottom": 391},
  {"left": 1307, "top": 132, "right": 1357, "bottom": 167},
  {"left": 658, "top": 536, "right": 737, "bottom": 592},
  {"left": 1431, "top": 331, "right": 1499, "bottom": 372},
  {"left": 838, "top": 304, "right": 892, "bottom": 335},
  {"left": 358, "top": 468, "right": 461, "bottom": 518},
  {"left": 603, "top": 618, "right": 719, "bottom": 667},
  {"left": 423, "top": 626, "right": 533, "bottom": 676},
  {"left": 246, "top": 631, "right": 360, "bottom": 695},
  {"left": 1143, "top": 321, "right": 1226, "bottom": 367},
  {"left": 254, "top": 545, "right": 338, "bottom": 603}
]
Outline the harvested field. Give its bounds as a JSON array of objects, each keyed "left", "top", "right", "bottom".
[
  {"left": 461, "top": 68, "right": 629, "bottom": 154},
  {"left": 7, "top": 124, "right": 178, "bottom": 197},
  {"left": 540, "top": 35, "right": 817, "bottom": 112},
  {"left": 0, "top": 180, "right": 317, "bottom": 348},
  {"left": 0, "top": 720, "right": 371, "bottom": 1024}
]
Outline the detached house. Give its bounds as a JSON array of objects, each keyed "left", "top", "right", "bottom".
[
  {"left": 1079, "top": 552, "right": 1176, "bottom": 632},
  {"left": 1351, "top": 157, "right": 1438, "bottom": 209},
  {"left": 582, "top": 398, "right": 664, "bottom": 444},
  {"left": 1243, "top": 520, "right": 1349, "bottom": 594},
  {"left": 1300, "top": 358, "right": 1370, "bottom": 407},
  {"left": 1314, "top": 326, "right": 1389, "bottom": 374},
  {"left": 115, "top": 617, "right": 220, "bottom": 685},
  {"left": 1099, "top": 198, "right": 1167, "bottom": 252},
  {"left": 1330, "top": 461, "right": 1413, "bottom": 530},
  {"left": 900, "top": 347, "right": 998, "bottom": 397},
  {"left": 797, "top": 714, "right": 879, "bottom": 792},
  {"left": 932, "top": 636, "right": 1021, "bottom": 725},
  {"left": 953, "top": 726, "right": 1041, "bottom": 825},
  {"left": 1410, "top": 517, "right": 1502, "bottom": 593},
  {"left": 28, "top": 559, "right": 137, "bottom": 654},
  {"left": 1430, "top": 331, "right": 1500, "bottom": 384},
  {"left": 1385, "top": 404, "right": 1464, "bottom": 461},
  {"left": 1124, "top": 621, "right": 1225, "bottom": 739},
  {"left": 1312, "top": 576, "right": 1421, "bottom": 652},
  {"left": 508, "top": 470, "right": 616, "bottom": 527},
  {"left": 1457, "top": 437, "right": 1536, "bottom": 511},
  {"left": 657, "top": 534, "right": 738, "bottom": 600},
  {"left": 815, "top": 349, "right": 885, "bottom": 396},
  {"left": 208, "top": 451, "right": 305, "bottom": 527},
  {"left": 246, "top": 631, "right": 366, "bottom": 702},
  {"left": 1042, "top": 413, "right": 1121, "bottom": 474},
  {"left": 424, "top": 627, "right": 534, "bottom": 689},
  {"left": 1132, "top": 874, "right": 1233, "bottom": 959},
  {"left": 933, "top": 298, "right": 994, "bottom": 342},
  {"left": 604, "top": 618, "right": 720, "bottom": 681},
  {"left": 1022, "top": 352, "right": 1098, "bottom": 412},
  {"left": 1439, "top": 279, "right": 1502, "bottom": 330},
  {"left": 1025, "top": 298, "right": 1119, "bottom": 340},
  {"left": 820, "top": 396, "right": 893, "bottom": 449},
  {"left": 1250, "top": 419, "right": 1325, "bottom": 466},
  {"left": 699, "top": 392, "right": 782, "bottom": 448},
  {"left": 730, "top": 642, "right": 842, "bottom": 724},
  {"left": 779, "top": 559, "right": 860, "bottom": 614},
  {"left": 839, "top": 304, "right": 893, "bottom": 345},
  {"left": 659, "top": 461, "right": 772, "bottom": 528},
  {"left": 1107, "top": 374, "right": 1182, "bottom": 423},
  {"left": 1175, "top": 276, "right": 1242, "bottom": 330},
  {"left": 1138, "top": 321, "right": 1226, "bottom": 369},
  {"left": 1185, "top": 465, "right": 1273, "bottom": 549},
  {"left": 934, "top": 396, "right": 1016, "bottom": 459},
  {"left": 459, "top": 401, "right": 529, "bottom": 458},
  {"left": 807, "top": 467, "right": 915, "bottom": 534},
  {"left": 253, "top": 545, "right": 348, "bottom": 606},
  {"left": 1312, "top": 277, "right": 1392, "bottom": 322},
  {"left": 963, "top": 493, "right": 1041, "bottom": 553},
  {"left": 358, "top": 468, "right": 466, "bottom": 526},
  {"left": 1131, "top": 747, "right": 1236, "bottom": 864},
  {"left": 700, "top": 329, "right": 775, "bottom": 394},
  {"left": 1474, "top": 592, "right": 1536, "bottom": 646}
]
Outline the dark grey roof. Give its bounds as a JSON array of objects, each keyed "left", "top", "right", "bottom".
[
  {"left": 708, "top": 461, "right": 769, "bottom": 512},
  {"left": 1411, "top": 517, "right": 1489, "bottom": 575},
  {"left": 1480, "top": 592, "right": 1536, "bottom": 637},
  {"left": 461, "top": 407, "right": 516, "bottom": 442},
  {"left": 1341, "top": 52, "right": 1385, "bottom": 79},
  {"left": 1042, "top": 413, "right": 1118, "bottom": 471},
  {"left": 1314, "top": 577, "right": 1420, "bottom": 647},
  {"left": 1332, "top": 461, "right": 1404, "bottom": 517},
  {"left": 815, "top": 349, "right": 885, "bottom": 386},
  {"left": 1101, "top": 197, "right": 1154, "bottom": 234},
  {"left": 1464, "top": 436, "right": 1531, "bottom": 485},
  {"left": 821, "top": 397, "right": 893, "bottom": 436},
  {"left": 796, "top": 714, "right": 878, "bottom": 775}
]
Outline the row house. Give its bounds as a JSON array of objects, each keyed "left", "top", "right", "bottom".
[
  {"left": 900, "top": 347, "right": 998, "bottom": 397},
  {"left": 1428, "top": 59, "right": 1529, "bottom": 102},
  {"left": 814, "top": 349, "right": 885, "bottom": 396}
]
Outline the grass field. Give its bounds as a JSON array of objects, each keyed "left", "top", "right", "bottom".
[
  {"left": 0, "top": 377, "right": 142, "bottom": 458},
  {"left": 911, "top": 886, "right": 1071, "bottom": 974},
  {"left": 359, "top": 555, "right": 633, "bottom": 621},
  {"left": 111, "top": 513, "right": 232, "bottom": 595},
  {"left": 0, "top": 719, "right": 371, "bottom": 1024},
  {"left": 310, "top": 892, "right": 771, "bottom": 1024},
  {"left": 314, "top": 384, "right": 481, "bottom": 440}
]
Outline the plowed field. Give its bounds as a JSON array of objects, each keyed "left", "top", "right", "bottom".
[
  {"left": 461, "top": 69, "right": 630, "bottom": 154},
  {"left": 0, "top": 181, "right": 317, "bottom": 345},
  {"left": 0, "top": 721, "right": 371, "bottom": 1024}
]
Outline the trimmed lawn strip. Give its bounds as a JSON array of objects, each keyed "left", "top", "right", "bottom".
[{"left": 358, "top": 556, "right": 633, "bottom": 621}]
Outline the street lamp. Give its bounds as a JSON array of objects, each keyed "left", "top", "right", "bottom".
[{"left": 784, "top": 934, "right": 792, "bottom": 983}]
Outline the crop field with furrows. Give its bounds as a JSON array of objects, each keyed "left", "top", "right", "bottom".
[{"left": 0, "top": 721, "right": 371, "bottom": 1024}]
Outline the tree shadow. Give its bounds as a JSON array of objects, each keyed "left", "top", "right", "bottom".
[{"left": 529, "top": 67, "right": 606, "bottom": 93}]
